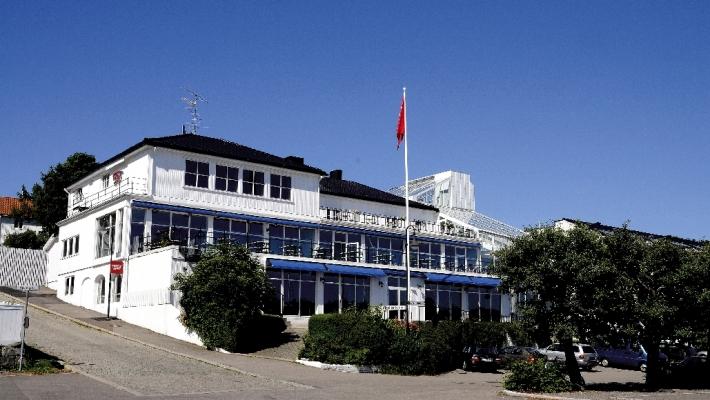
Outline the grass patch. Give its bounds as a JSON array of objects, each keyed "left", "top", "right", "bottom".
[{"left": 0, "top": 345, "right": 64, "bottom": 374}]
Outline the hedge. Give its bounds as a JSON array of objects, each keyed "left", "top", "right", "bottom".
[{"left": 300, "top": 310, "right": 529, "bottom": 375}]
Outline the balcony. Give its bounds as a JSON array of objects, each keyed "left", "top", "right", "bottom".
[
  {"left": 129, "top": 231, "right": 490, "bottom": 274},
  {"left": 68, "top": 177, "right": 148, "bottom": 217}
]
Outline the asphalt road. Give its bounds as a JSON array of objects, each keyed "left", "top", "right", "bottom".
[{"left": 2, "top": 296, "right": 709, "bottom": 400}]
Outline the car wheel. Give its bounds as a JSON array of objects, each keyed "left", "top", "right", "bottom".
[
  {"left": 600, "top": 358, "right": 609, "bottom": 367},
  {"left": 640, "top": 363, "right": 647, "bottom": 372}
]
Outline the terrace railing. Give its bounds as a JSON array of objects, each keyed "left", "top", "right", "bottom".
[{"left": 68, "top": 177, "right": 148, "bottom": 217}]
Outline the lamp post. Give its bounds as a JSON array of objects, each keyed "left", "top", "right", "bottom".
[{"left": 404, "top": 224, "right": 417, "bottom": 328}]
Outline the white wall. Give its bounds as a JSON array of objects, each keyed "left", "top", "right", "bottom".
[{"left": 151, "top": 148, "right": 322, "bottom": 220}]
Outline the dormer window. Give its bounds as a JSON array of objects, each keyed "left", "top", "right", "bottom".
[
  {"left": 185, "top": 160, "right": 209, "bottom": 188},
  {"left": 215, "top": 165, "right": 238, "bottom": 192},
  {"left": 270, "top": 174, "right": 291, "bottom": 200},
  {"left": 242, "top": 170, "right": 264, "bottom": 196}
]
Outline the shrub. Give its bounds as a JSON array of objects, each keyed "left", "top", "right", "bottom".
[
  {"left": 503, "top": 360, "right": 574, "bottom": 393},
  {"left": 300, "top": 309, "right": 391, "bottom": 365},
  {"left": 172, "top": 243, "right": 281, "bottom": 352},
  {"left": 461, "top": 320, "right": 509, "bottom": 348}
]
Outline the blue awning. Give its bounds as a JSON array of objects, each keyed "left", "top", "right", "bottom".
[
  {"left": 268, "top": 259, "right": 327, "bottom": 272},
  {"left": 470, "top": 276, "right": 501, "bottom": 287},
  {"left": 384, "top": 269, "right": 427, "bottom": 279},
  {"left": 324, "top": 264, "right": 387, "bottom": 277},
  {"left": 425, "top": 273, "right": 473, "bottom": 285}
]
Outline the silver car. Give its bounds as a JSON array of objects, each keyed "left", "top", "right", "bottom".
[{"left": 539, "top": 343, "right": 599, "bottom": 370}]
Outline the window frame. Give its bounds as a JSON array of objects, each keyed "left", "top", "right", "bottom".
[
  {"left": 185, "top": 160, "right": 210, "bottom": 189},
  {"left": 215, "top": 164, "right": 239, "bottom": 193},
  {"left": 270, "top": 174, "right": 292, "bottom": 200},
  {"left": 242, "top": 169, "right": 265, "bottom": 196}
]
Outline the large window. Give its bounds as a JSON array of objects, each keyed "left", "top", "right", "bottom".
[
  {"left": 111, "top": 274, "right": 122, "bottom": 302},
  {"left": 444, "top": 245, "right": 477, "bottom": 272},
  {"left": 185, "top": 160, "right": 209, "bottom": 188},
  {"left": 242, "top": 170, "right": 264, "bottom": 196},
  {"left": 467, "top": 287, "right": 501, "bottom": 322},
  {"left": 365, "top": 236, "right": 403, "bottom": 266},
  {"left": 268, "top": 225, "right": 314, "bottom": 257},
  {"left": 216, "top": 165, "right": 239, "bottom": 192},
  {"left": 148, "top": 211, "right": 208, "bottom": 247},
  {"left": 130, "top": 208, "right": 146, "bottom": 253},
  {"left": 413, "top": 242, "right": 440, "bottom": 269},
  {"left": 270, "top": 174, "right": 291, "bottom": 200},
  {"left": 323, "top": 273, "right": 370, "bottom": 314},
  {"left": 266, "top": 269, "right": 316, "bottom": 316},
  {"left": 425, "top": 283, "right": 463, "bottom": 321},
  {"left": 96, "top": 212, "right": 116, "bottom": 258},
  {"left": 333, "top": 232, "right": 360, "bottom": 262}
]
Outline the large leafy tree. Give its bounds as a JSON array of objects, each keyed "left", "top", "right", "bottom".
[
  {"left": 172, "top": 243, "right": 284, "bottom": 351},
  {"left": 493, "top": 226, "right": 604, "bottom": 387},
  {"left": 19, "top": 153, "right": 98, "bottom": 237}
]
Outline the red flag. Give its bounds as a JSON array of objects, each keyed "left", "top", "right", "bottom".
[{"left": 396, "top": 94, "right": 406, "bottom": 149}]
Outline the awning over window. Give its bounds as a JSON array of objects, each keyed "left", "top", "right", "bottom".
[
  {"left": 470, "top": 276, "right": 501, "bottom": 287},
  {"left": 324, "top": 264, "right": 387, "bottom": 277},
  {"left": 267, "top": 259, "right": 327, "bottom": 272},
  {"left": 425, "top": 273, "right": 501, "bottom": 287},
  {"left": 425, "top": 273, "right": 473, "bottom": 285},
  {"left": 383, "top": 269, "right": 427, "bottom": 279}
]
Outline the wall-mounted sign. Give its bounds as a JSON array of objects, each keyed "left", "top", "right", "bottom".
[
  {"left": 109, "top": 260, "right": 124, "bottom": 275},
  {"left": 112, "top": 170, "right": 124, "bottom": 186}
]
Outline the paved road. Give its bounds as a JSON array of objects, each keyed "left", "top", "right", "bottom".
[{"left": 2, "top": 291, "right": 709, "bottom": 400}]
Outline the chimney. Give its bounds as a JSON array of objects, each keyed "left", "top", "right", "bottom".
[
  {"left": 285, "top": 156, "right": 304, "bottom": 165},
  {"left": 329, "top": 169, "right": 343, "bottom": 180}
]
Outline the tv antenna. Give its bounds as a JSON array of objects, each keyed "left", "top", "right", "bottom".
[{"left": 181, "top": 88, "right": 208, "bottom": 134}]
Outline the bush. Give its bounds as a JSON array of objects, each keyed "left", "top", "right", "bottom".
[
  {"left": 172, "top": 243, "right": 281, "bottom": 352},
  {"left": 300, "top": 309, "right": 391, "bottom": 365},
  {"left": 503, "top": 360, "right": 574, "bottom": 393},
  {"left": 461, "top": 320, "right": 509, "bottom": 348}
]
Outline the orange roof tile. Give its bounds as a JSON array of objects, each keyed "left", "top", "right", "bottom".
[{"left": 0, "top": 197, "right": 30, "bottom": 216}]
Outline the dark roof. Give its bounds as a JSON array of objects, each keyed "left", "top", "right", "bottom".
[
  {"left": 320, "top": 176, "right": 438, "bottom": 211},
  {"left": 559, "top": 218, "right": 707, "bottom": 249},
  {"left": 95, "top": 133, "right": 326, "bottom": 176}
]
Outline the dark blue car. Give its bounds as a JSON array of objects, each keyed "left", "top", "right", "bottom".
[{"left": 597, "top": 342, "right": 667, "bottom": 372}]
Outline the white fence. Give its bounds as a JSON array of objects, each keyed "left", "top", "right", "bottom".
[{"left": 0, "top": 246, "right": 47, "bottom": 289}]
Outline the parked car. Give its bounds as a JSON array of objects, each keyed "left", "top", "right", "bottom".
[
  {"left": 462, "top": 346, "right": 503, "bottom": 371},
  {"left": 498, "top": 346, "right": 546, "bottom": 367},
  {"left": 597, "top": 342, "right": 668, "bottom": 372},
  {"left": 538, "top": 343, "right": 599, "bottom": 370},
  {"left": 666, "top": 355, "right": 710, "bottom": 385}
]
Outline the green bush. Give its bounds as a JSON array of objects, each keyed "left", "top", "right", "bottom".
[
  {"left": 172, "top": 243, "right": 281, "bottom": 352},
  {"left": 300, "top": 309, "right": 391, "bottom": 365},
  {"left": 503, "top": 360, "right": 574, "bottom": 393}
]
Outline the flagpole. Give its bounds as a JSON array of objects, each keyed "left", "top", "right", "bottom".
[{"left": 403, "top": 87, "right": 411, "bottom": 327}]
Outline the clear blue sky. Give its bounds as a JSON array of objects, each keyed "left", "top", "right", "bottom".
[{"left": 2, "top": 1, "right": 708, "bottom": 240}]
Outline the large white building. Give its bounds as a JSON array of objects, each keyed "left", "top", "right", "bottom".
[{"left": 46, "top": 133, "right": 517, "bottom": 344}]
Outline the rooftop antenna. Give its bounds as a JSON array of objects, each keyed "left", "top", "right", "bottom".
[{"left": 181, "top": 88, "right": 208, "bottom": 134}]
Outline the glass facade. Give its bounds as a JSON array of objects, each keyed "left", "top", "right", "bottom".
[
  {"left": 266, "top": 269, "right": 316, "bottom": 316},
  {"left": 323, "top": 273, "right": 370, "bottom": 314}
]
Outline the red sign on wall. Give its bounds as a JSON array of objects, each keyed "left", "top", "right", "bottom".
[{"left": 110, "top": 260, "right": 124, "bottom": 275}]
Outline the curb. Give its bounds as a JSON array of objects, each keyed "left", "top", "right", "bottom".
[
  {"left": 501, "top": 390, "right": 589, "bottom": 400},
  {"left": 0, "top": 292, "right": 312, "bottom": 389}
]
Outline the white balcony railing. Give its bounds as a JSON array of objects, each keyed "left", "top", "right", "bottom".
[{"left": 68, "top": 177, "right": 147, "bottom": 217}]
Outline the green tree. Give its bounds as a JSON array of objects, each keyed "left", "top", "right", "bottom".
[
  {"left": 172, "top": 243, "right": 283, "bottom": 351},
  {"left": 22, "top": 153, "right": 98, "bottom": 236},
  {"left": 493, "top": 226, "right": 604, "bottom": 387},
  {"left": 3, "top": 230, "right": 45, "bottom": 249}
]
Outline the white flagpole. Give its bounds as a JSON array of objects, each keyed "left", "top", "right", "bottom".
[{"left": 403, "top": 87, "right": 411, "bottom": 326}]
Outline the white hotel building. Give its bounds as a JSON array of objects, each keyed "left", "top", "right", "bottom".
[{"left": 46, "top": 133, "right": 522, "bottom": 344}]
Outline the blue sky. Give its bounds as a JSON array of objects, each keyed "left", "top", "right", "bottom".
[{"left": 2, "top": 1, "right": 708, "bottom": 240}]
